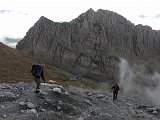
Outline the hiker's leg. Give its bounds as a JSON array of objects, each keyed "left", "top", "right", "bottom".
[
  {"left": 115, "top": 93, "right": 118, "bottom": 99},
  {"left": 113, "top": 92, "right": 115, "bottom": 101},
  {"left": 34, "top": 77, "right": 40, "bottom": 89},
  {"left": 36, "top": 78, "right": 40, "bottom": 90}
]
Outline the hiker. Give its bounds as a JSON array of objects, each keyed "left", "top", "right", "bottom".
[
  {"left": 111, "top": 83, "right": 120, "bottom": 101},
  {"left": 31, "top": 63, "right": 45, "bottom": 93}
]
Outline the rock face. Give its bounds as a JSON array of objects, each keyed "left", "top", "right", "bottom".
[{"left": 16, "top": 8, "right": 160, "bottom": 81}]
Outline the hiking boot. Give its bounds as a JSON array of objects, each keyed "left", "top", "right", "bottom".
[{"left": 35, "top": 89, "right": 40, "bottom": 93}]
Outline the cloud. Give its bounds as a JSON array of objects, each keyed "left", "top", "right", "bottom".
[
  {"left": 138, "top": 15, "right": 147, "bottom": 19},
  {"left": 0, "top": 9, "right": 28, "bottom": 15},
  {"left": 154, "top": 14, "right": 160, "bottom": 18},
  {"left": 118, "top": 58, "right": 160, "bottom": 105},
  {"left": 17, "top": 11, "right": 28, "bottom": 16},
  {"left": 4, "top": 37, "right": 21, "bottom": 44},
  {"left": 0, "top": 37, "right": 21, "bottom": 48},
  {"left": 0, "top": 10, "right": 10, "bottom": 14},
  {"left": 0, "top": 9, "right": 33, "bottom": 40}
]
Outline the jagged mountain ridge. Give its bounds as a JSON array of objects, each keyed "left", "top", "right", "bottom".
[{"left": 16, "top": 8, "right": 160, "bottom": 81}]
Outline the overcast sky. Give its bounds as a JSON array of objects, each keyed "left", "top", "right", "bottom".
[{"left": 0, "top": 0, "right": 160, "bottom": 41}]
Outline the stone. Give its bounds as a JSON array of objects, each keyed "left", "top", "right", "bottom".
[
  {"left": 19, "top": 101, "right": 25, "bottom": 106},
  {"left": 97, "top": 94, "right": 105, "bottom": 98},
  {"left": 26, "top": 102, "right": 35, "bottom": 109},
  {"left": 0, "top": 92, "right": 16, "bottom": 101},
  {"left": 152, "top": 110, "right": 158, "bottom": 114},
  {"left": 27, "top": 109, "right": 37, "bottom": 114},
  {"left": 53, "top": 87, "right": 62, "bottom": 93}
]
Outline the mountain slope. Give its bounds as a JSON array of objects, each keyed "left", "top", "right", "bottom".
[
  {"left": 16, "top": 8, "right": 160, "bottom": 82},
  {"left": 0, "top": 42, "right": 35, "bottom": 82},
  {"left": 0, "top": 42, "right": 67, "bottom": 83},
  {"left": 0, "top": 42, "right": 99, "bottom": 89}
]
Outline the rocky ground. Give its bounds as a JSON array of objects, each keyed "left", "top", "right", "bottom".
[{"left": 0, "top": 81, "right": 160, "bottom": 120}]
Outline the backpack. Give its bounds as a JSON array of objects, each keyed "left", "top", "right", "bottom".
[{"left": 31, "top": 64, "right": 43, "bottom": 77}]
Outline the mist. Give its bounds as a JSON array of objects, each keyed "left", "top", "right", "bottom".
[
  {"left": 0, "top": 37, "right": 21, "bottom": 48},
  {"left": 118, "top": 58, "right": 160, "bottom": 105}
]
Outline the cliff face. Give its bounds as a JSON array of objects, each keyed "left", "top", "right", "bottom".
[{"left": 16, "top": 8, "right": 160, "bottom": 81}]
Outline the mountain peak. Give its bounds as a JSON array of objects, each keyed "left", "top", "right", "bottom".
[
  {"left": 39, "top": 16, "right": 49, "bottom": 21},
  {"left": 36, "top": 16, "right": 53, "bottom": 25},
  {"left": 86, "top": 8, "right": 95, "bottom": 13},
  {"left": 17, "top": 8, "right": 160, "bottom": 82}
]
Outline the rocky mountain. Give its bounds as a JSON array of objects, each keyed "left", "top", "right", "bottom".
[
  {"left": 16, "top": 8, "right": 160, "bottom": 82},
  {"left": 0, "top": 82, "right": 160, "bottom": 120}
]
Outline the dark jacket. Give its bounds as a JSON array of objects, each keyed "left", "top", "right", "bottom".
[
  {"left": 112, "top": 84, "right": 120, "bottom": 93},
  {"left": 31, "top": 64, "right": 45, "bottom": 81}
]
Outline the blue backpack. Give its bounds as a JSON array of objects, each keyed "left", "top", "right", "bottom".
[{"left": 31, "top": 64, "right": 43, "bottom": 77}]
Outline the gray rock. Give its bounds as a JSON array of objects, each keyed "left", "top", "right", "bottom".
[
  {"left": 0, "top": 82, "right": 160, "bottom": 120},
  {"left": 97, "top": 94, "right": 105, "bottom": 98},
  {"left": 27, "top": 109, "right": 37, "bottom": 114},
  {"left": 87, "top": 92, "right": 93, "bottom": 96},
  {"left": 26, "top": 102, "right": 35, "bottom": 109},
  {"left": 19, "top": 101, "right": 25, "bottom": 106},
  {"left": 2, "top": 114, "right": 7, "bottom": 118},
  {"left": 84, "top": 99, "right": 92, "bottom": 106},
  {"left": 0, "top": 92, "right": 16, "bottom": 102},
  {"left": 147, "top": 107, "right": 157, "bottom": 112},
  {"left": 152, "top": 110, "right": 158, "bottom": 114},
  {"left": 64, "top": 91, "right": 69, "bottom": 95},
  {"left": 16, "top": 9, "right": 160, "bottom": 82},
  {"left": 53, "top": 87, "right": 62, "bottom": 93}
]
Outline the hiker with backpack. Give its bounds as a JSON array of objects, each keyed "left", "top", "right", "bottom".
[
  {"left": 111, "top": 83, "right": 120, "bottom": 101},
  {"left": 31, "top": 63, "right": 45, "bottom": 93}
]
